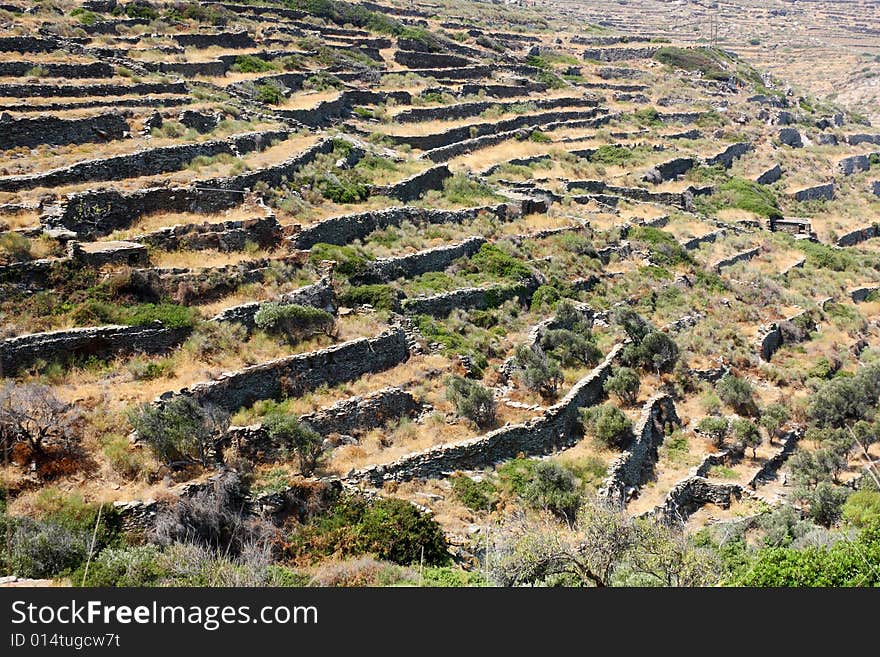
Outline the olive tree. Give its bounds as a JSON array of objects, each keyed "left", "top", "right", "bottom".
[
  {"left": 446, "top": 375, "right": 496, "bottom": 428},
  {"left": 128, "top": 397, "right": 228, "bottom": 468},
  {"left": 603, "top": 367, "right": 640, "bottom": 406},
  {"left": 0, "top": 382, "right": 80, "bottom": 457}
]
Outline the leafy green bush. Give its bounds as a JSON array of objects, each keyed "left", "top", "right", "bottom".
[
  {"left": 604, "top": 366, "right": 640, "bottom": 405},
  {"left": 540, "top": 328, "right": 601, "bottom": 367},
  {"left": 450, "top": 474, "right": 497, "bottom": 511},
  {"left": 697, "top": 416, "right": 730, "bottom": 448},
  {"left": 339, "top": 284, "right": 399, "bottom": 311},
  {"left": 628, "top": 226, "right": 693, "bottom": 266},
  {"left": 529, "top": 130, "right": 551, "bottom": 143},
  {"left": 513, "top": 345, "right": 563, "bottom": 398},
  {"left": 731, "top": 417, "right": 762, "bottom": 456},
  {"left": 285, "top": 494, "right": 450, "bottom": 566},
  {"left": 581, "top": 404, "right": 633, "bottom": 448},
  {"left": 468, "top": 243, "right": 532, "bottom": 281},
  {"left": 231, "top": 55, "right": 277, "bottom": 73},
  {"left": 128, "top": 397, "right": 228, "bottom": 467},
  {"left": 72, "top": 545, "right": 164, "bottom": 587},
  {"left": 529, "top": 284, "right": 561, "bottom": 311},
  {"left": 446, "top": 375, "right": 496, "bottom": 427},
  {"left": 254, "top": 303, "right": 335, "bottom": 342},
  {"left": 309, "top": 243, "right": 371, "bottom": 277},
  {"left": 716, "top": 374, "right": 757, "bottom": 416},
  {"left": 842, "top": 491, "right": 880, "bottom": 528},
  {"left": 699, "top": 177, "right": 781, "bottom": 219},
  {"left": 255, "top": 83, "right": 284, "bottom": 105},
  {"left": 522, "top": 461, "right": 581, "bottom": 521},
  {"left": 440, "top": 172, "right": 500, "bottom": 205},
  {"left": 264, "top": 412, "right": 323, "bottom": 475}
]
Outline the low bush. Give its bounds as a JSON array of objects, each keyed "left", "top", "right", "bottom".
[
  {"left": 254, "top": 303, "right": 335, "bottom": 343},
  {"left": 581, "top": 404, "right": 633, "bottom": 448},
  {"left": 451, "top": 474, "right": 497, "bottom": 511},
  {"left": 446, "top": 375, "right": 496, "bottom": 428}
]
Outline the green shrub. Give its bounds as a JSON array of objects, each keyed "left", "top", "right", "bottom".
[
  {"left": 440, "top": 172, "right": 501, "bottom": 205},
  {"left": 699, "top": 177, "right": 781, "bottom": 219},
  {"left": 698, "top": 416, "right": 730, "bottom": 448},
  {"left": 842, "top": 491, "right": 880, "bottom": 528},
  {"left": 70, "top": 8, "right": 99, "bottom": 25},
  {"left": 446, "top": 375, "right": 496, "bottom": 427},
  {"left": 731, "top": 417, "right": 762, "bottom": 456},
  {"left": 309, "top": 243, "right": 371, "bottom": 277},
  {"left": 716, "top": 374, "right": 757, "bottom": 416},
  {"left": 522, "top": 461, "right": 581, "bottom": 521},
  {"left": 231, "top": 55, "right": 278, "bottom": 73},
  {"left": 529, "top": 130, "right": 551, "bottom": 143},
  {"left": 513, "top": 345, "right": 563, "bottom": 398},
  {"left": 450, "top": 474, "right": 497, "bottom": 511},
  {"left": 540, "top": 328, "right": 601, "bottom": 367},
  {"left": 128, "top": 397, "right": 228, "bottom": 467},
  {"left": 263, "top": 412, "right": 323, "bottom": 475},
  {"left": 303, "top": 71, "right": 343, "bottom": 90},
  {"left": 581, "top": 404, "right": 633, "bottom": 448},
  {"left": 530, "top": 284, "right": 561, "bottom": 311},
  {"left": 628, "top": 226, "right": 693, "bottom": 266},
  {"left": 72, "top": 545, "right": 164, "bottom": 587},
  {"left": 255, "top": 83, "right": 284, "bottom": 105},
  {"left": 254, "top": 303, "right": 335, "bottom": 342},
  {"left": 468, "top": 243, "right": 532, "bottom": 281},
  {"left": 603, "top": 366, "right": 640, "bottom": 405},
  {"left": 285, "top": 494, "right": 449, "bottom": 566},
  {"left": 340, "top": 284, "right": 399, "bottom": 311}
]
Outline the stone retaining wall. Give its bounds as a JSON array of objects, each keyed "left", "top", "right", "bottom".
[
  {"left": 0, "top": 112, "right": 129, "bottom": 150},
  {"left": 135, "top": 214, "right": 281, "bottom": 252},
  {"left": 0, "top": 81, "right": 188, "bottom": 98},
  {"left": 377, "top": 163, "right": 451, "bottom": 202},
  {"left": 793, "top": 183, "right": 835, "bottom": 202},
  {"left": 705, "top": 142, "right": 753, "bottom": 169},
  {"left": 210, "top": 277, "right": 335, "bottom": 332},
  {"left": 0, "top": 322, "right": 190, "bottom": 375},
  {"left": 352, "top": 236, "right": 486, "bottom": 285},
  {"left": 44, "top": 137, "right": 340, "bottom": 238},
  {"left": 347, "top": 344, "right": 622, "bottom": 486},
  {"left": 226, "top": 387, "right": 421, "bottom": 459},
  {"left": 713, "top": 247, "right": 760, "bottom": 272},
  {"left": 0, "top": 129, "right": 288, "bottom": 193},
  {"left": 598, "top": 394, "right": 680, "bottom": 506},
  {"left": 653, "top": 476, "right": 744, "bottom": 523},
  {"left": 165, "top": 328, "right": 409, "bottom": 413},
  {"left": 836, "top": 224, "right": 879, "bottom": 247},
  {"left": 582, "top": 46, "right": 659, "bottom": 61},
  {"left": 401, "top": 277, "right": 540, "bottom": 317},
  {"left": 290, "top": 202, "right": 519, "bottom": 250},
  {"left": 0, "top": 61, "right": 113, "bottom": 78}
]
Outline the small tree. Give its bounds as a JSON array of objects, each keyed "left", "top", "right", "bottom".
[
  {"left": 581, "top": 404, "right": 633, "bottom": 448},
  {"left": 0, "top": 382, "right": 79, "bottom": 457},
  {"left": 541, "top": 328, "right": 601, "bottom": 367},
  {"left": 446, "top": 375, "right": 496, "bottom": 428},
  {"left": 759, "top": 403, "right": 790, "bottom": 443},
  {"left": 128, "top": 397, "right": 228, "bottom": 468},
  {"left": 732, "top": 418, "right": 762, "bottom": 457},
  {"left": 254, "top": 303, "right": 335, "bottom": 344},
  {"left": 613, "top": 307, "right": 652, "bottom": 343},
  {"left": 513, "top": 345, "right": 563, "bottom": 399},
  {"left": 639, "top": 331, "right": 680, "bottom": 374},
  {"left": 716, "top": 374, "right": 757, "bottom": 416},
  {"left": 603, "top": 367, "right": 640, "bottom": 406},
  {"left": 264, "top": 412, "right": 323, "bottom": 475},
  {"left": 697, "top": 416, "right": 730, "bottom": 449},
  {"left": 522, "top": 461, "right": 581, "bottom": 523}
]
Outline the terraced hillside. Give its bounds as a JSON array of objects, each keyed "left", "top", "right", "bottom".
[{"left": 1, "top": 0, "right": 879, "bottom": 588}]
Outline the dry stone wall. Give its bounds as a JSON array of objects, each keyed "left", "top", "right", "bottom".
[
  {"left": 598, "top": 394, "right": 680, "bottom": 506},
  {"left": 290, "top": 202, "right": 519, "bottom": 250},
  {"left": 0, "top": 129, "right": 288, "bottom": 193},
  {"left": 0, "top": 112, "right": 129, "bottom": 150},
  {"left": 164, "top": 328, "right": 409, "bottom": 413},
  {"left": 226, "top": 386, "right": 421, "bottom": 459},
  {"left": 352, "top": 236, "right": 486, "bottom": 285},
  {"left": 0, "top": 323, "right": 190, "bottom": 375},
  {"left": 347, "top": 344, "right": 622, "bottom": 486},
  {"left": 210, "top": 278, "right": 335, "bottom": 331}
]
